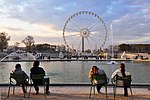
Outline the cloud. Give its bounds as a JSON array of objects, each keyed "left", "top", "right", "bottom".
[
  {"left": 111, "top": 2, "right": 150, "bottom": 44},
  {"left": 1, "top": 0, "right": 150, "bottom": 48},
  {"left": 2, "top": 26, "right": 26, "bottom": 32},
  {"left": 1, "top": 0, "right": 112, "bottom": 29}
]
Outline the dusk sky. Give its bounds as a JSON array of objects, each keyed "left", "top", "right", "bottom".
[{"left": 0, "top": 0, "right": 150, "bottom": 49}]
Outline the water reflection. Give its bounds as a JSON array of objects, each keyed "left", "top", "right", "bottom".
[{"left": 0, "top": 61, "right": 150, "bottom": 84}]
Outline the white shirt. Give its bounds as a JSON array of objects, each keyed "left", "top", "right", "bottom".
[
  {"left": 111, "top": 69, "right": 130, "bottom": 86},
  {"left": 111, "top": 69, "right": 130, "bottom": 79}
]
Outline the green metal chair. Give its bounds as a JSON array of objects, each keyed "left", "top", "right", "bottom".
[
  {"left": 111, "top": 75, "right": 133, "bottom": 100},
  {"left": 28, "top": 74, "right": 49, "bottom": 98},
  {"left": 89, "top": 74, "right": 109, "bottom": 99},
  {"left": 7, "top": 73, "right": 29, "bottom": 98}
]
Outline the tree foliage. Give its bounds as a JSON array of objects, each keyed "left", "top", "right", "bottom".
[
  {"left": 22, "top": 35, "right": 34, "bottom": 52},
  {"left": 0, "top": 32, "right": 10, "bottom": 52},
  {"left": 33, "top": 43, "right": 50, "bottom": 52},
  {"left": 13, "top": 42, "right": 20, "bottom": 51}
]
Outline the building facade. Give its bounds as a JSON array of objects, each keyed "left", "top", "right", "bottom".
[{"left": 118, "top": 44, "right": 150, "bottom": 53}]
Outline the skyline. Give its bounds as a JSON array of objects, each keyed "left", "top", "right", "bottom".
[{"left": 0, "top": 0, "right": 150, "bottom": 49}]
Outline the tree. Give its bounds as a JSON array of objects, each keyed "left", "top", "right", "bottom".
[
  {"left": 0, "top": 32, "right": 10, "bottom": 52},
  {"left": 14, "top": 42, "right": 20, "bottom": 51},
  {"left": 84, "top": 49, "right": 91, "bottom": 53},
  {"left": 33, "top": 43, "right": 50, "bottom": 52},
  {"left": 22, "top": 36, "right": 34, "bottom": 52}
]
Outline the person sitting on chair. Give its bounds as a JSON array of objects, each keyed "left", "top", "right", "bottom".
[
  {"left": 30, "top": 60, "right": 50, "bottom": 94},
  {"left": 12, "top": 63, "right": 29, "bottom": 93},
  {"left": 89, "top": 65, "right": 108, "bottom": 93},
  {"left": 111, "top": 63, "right": 130, "bottom": 96}
]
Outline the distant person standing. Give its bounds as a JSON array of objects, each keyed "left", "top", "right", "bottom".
[
  {"left": 30, "top": 60, "right": 50, "bottom": 94},
  {"left": 111, "top": 63, "right": 130, "bottom": 96}
]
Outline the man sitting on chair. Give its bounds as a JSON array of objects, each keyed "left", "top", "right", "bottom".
[
  {"left": 111, "top": 63, "right": 130, "bottom": 96},
  {"left": 89, "top": 66, "right": 108, "bottom": 93},
  {"left": 13, "top": 64, "right": 29, "bottom": 93},
  {"left": 30, "top": 60, "right": 50, "bottom": 94}
]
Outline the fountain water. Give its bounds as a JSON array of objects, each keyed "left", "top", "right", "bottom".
[{"left": 0, "top": 50, "right": 36, "bottom": 62}]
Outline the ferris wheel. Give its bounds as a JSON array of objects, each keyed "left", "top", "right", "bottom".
[{"left": 63, "top": 11, "right": 108, "bottom": 53}]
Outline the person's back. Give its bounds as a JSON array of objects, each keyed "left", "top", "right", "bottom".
[
  {"left": 97, "top": 68, "right": 108, "bottom": 84},
  {"left": 89, "top": 66, "right": 108, "bottom": 93},
  {"left": 13, "top": 64, "right": 28, "bottom": 79},
  {"left": 111, "top": 64, "right": 130, "bottom": 83},
  {"left": 98, "top": 69, "right": 107, "bottom": 76},
  {"left": 30, "top": 60, "right": 49, "bottom": 94},
  {"left": 111, "top": 63, "right": 130, "bottom": 96},
  {"left": 30, "top": 60, "right": 45, "bottom": 75},
  {"left": 30, "top": 60, "right": 45, "bottom": 83},
  {"left": 12, "top": 64, "right": 28, "bottom": 93}
]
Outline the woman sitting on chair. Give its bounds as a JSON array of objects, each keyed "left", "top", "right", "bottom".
[{"left": 89, "top": 66, "right": 108, "bottom": 93}]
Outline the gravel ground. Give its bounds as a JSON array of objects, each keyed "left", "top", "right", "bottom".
[{"left": 1, "top": 86, "right": 150, "bottom": 100}]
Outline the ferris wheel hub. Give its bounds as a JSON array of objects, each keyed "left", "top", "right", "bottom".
[{"left": 80, "top": 28, "right": 90, "bottom": 38}]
